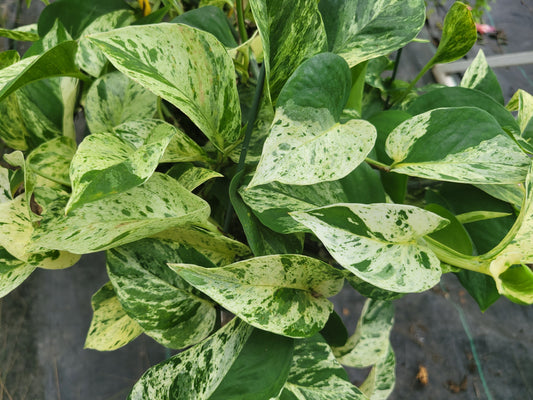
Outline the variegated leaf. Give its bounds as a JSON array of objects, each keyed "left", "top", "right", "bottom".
[
  {"left": 112, "top": 120, "right": 210, "bottom": 164},
  {"left": 0, "top": 40, "right": 84, "bottom": 103},
  {"left": 507, "top": 89, "right": 533, "bottom": 140},
  {"left": 76, "top": 10, "right": 136, "bottom": 77},
  {"left": 85, "top": 72, "right": 157, "bottom": 134},
  {"left": 128, "top": 318, "right": 253, "bottom": 400},
  {"left": 84, "top": 281, "right": 143, "bottom": 351},
  {"left": 0, "top": 93, "right": 30, "bottom": 150},
  {"left": 166, "top": 164, "right": 222, "bottom": 191},
  {"left": 291, "top": 204, "right": 448, "bottom": 293},
  {"left": 66, "top": 123, "right": 175, "bottom": 211},
  {"left": 333, "top": 299, "right": 394, "bottom": 368},
  {"left": 107, "top": 238, "right": 216, "bottom": 349},
  {"left": 278, "top": 334, "right": 368, "bottom": 400},
  {"left": 30, "top": 173, "right": 210, "bottom": 254},
  {"left": 241, "top": 163, "right": 385, "bottom": 234},
  {"left": 386, "top": 107, "right": 530, "bottom": 184},
  {"left": 171, "top": 255, "right": 345, "bottom": 337},
  {"left": 27, "top": 136, "right": 76, "bottom": 186},
  {"left": 248, "top": 0, "right": 327, "bottom": 100},
  {"left": 0, "top": 167, "right": 11, "bottom": 203},
  {"left": 0, "top": 50, "right": 20, "bottom": 69},
  {"left": 249, "top": 53, "right": 376, "bottom": 187},
  {"left": 0, "top": 25, "right": 39, "bottom": 41},
  {"left": 0, "top": 247, "right": 35, "bottom": 298},
  {"left": 475, "top": 183, "right": 525, "bottom": 209},
  {"left": 89, "top": 23, "right": 241, "bottom": 152},
  {"left": 319, "top": 0, "right": 426, "bottom": 67},
  {"left": 360, "top": 344, "right": 396, "bottom": 400},
  {"left": 153, "top": 224, "right": 251, "bottom": 267},
  {"left": 461, "top": 49, "right": 504, "bottom": 104}
]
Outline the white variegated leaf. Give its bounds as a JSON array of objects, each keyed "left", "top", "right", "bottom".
[
  {"left": 89, "top": 23, "right": 241, "bottom": 152},
  {"left": 0, "top": 93, "right": 29, "bottom": 150},
  {"left": 386, "top": 107, "right": 530, "bottom": 184},
  {"left": 0, "top": 247, "right": 35, "bottom": 298},
  {"left": 85, "top": 72, "right": 157, "bottom": 134},
  {"left": 107, "top": 238, "right": 217, "bottom": 349},
  {"left": 507, "top": 89, "right": 533, "bottom": 139},
  {"left": 360, "top": 344, "right": 396, "bottom": 400},
  {"left": 278, "top": 334, "right": 368, "bottom": 400},
  {"left": 27, "top": 136, "right": 76, "bottom": 186},
  {"left": 167, "top": 164, "right": 222, "bottom": 191},
  {"left": 333, "top": 299, "right": 394, "bottom": 368},
  {"left": 171, "top": 255, "right": 345, "bottom": 338},
  {"left": 291, "top": 204, "right": 448, "bottom": 293},
  {"left": 0, "top": 167, "right": 11, "bottom": 203},
  {"left": 128, "top": 318, "right": 253, "bottom": 400},
  {"left": 460, "top": 49, "right": 504, "bottom": 104},
  {"left": 31, "top": 173, "right": 210, "bottom": 254},
  {"left": 84, "top": 281, "right": 143, "bottom": 351},
  {"left": 475, "top": 183, "right": 525, "bottom": 209},
  {"left": 76, "top": 10, "right": 136, "bottom": 77}
]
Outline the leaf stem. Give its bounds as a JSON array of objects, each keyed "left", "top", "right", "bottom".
[
  {"left": 424, "top": 237, "right": 491, "bottom": 275},
  {"left": 365, "top": 157, "right": 391, "bottom": 172},
  {"left": 223, "top": 63, "right": 266, "bottom": 233},
  {"left": 384, "top": 48, "right": 403, "bottom": 109},
  {"left": 235, "top": 0, "right": 248, "bottom": 43}
]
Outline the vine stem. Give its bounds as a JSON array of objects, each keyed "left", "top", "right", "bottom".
[
  {"left": 223, "top": 63, "right": 266, "bottom": 233},
  {"left": 384, "top": 47, "right": 403, "bottom": 109},
  {"left": 365, "top": 157, "right": 391, "bottom": 172},
  {"left": 235, "top": 0, "right": 248, "bottom": 43}
]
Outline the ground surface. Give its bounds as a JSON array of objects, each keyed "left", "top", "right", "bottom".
[{"left": 1, "top": 1, "right": 532, "bottom": 399}]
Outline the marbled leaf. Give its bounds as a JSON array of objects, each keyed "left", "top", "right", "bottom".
[
  {"left": 360, "top": 344, "right": 396, "bottom": 400},
  {"left": 27, "top": 136, "right": 76, "bottom": 186},
  {"left": 460, "top": 49, "right": 504, "bottom": 104},
  {"left": 167, "top": 164, "right": 222, "bottom": 192},
  {"left": 0, "top": 25, "right": 39, "bottom": 42},
  {"left": 0, "top": 247, "right": 35, "bottom": 298},
  {"left": 507, "top": 89, "right": 533, "bottom": 140}
]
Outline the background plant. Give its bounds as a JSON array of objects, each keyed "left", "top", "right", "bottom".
[{"left": 1, "top": 0, "right": 532, "bottom": 399}]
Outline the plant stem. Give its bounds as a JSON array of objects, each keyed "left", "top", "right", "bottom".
[
  {"left": 384, "top": 48, "right": 403, "bottom": 109},
  {"left": 365, "top": 157, "right": 391, "bottom": 172},
  {"left": 235, "top": 0, "right": 248, "bottom": 43},
  {"left": 424, "top": 237, "right": 491, "bottom": 275},
  {"left": 223, "top": 63, "right": 266, "bottom": 233}
]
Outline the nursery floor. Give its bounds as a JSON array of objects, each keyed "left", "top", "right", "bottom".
[{"left": 1, "top": 1, "right": 533, "bottom": 399}]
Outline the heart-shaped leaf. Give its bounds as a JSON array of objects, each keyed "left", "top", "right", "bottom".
[
  {"left": 171, "top": 254, "right": 345, "bottom": 337},
  {"left": 461, "top": 49, "right": 504, "bottom": 104}
]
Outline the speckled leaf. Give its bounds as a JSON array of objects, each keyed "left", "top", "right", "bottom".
[
  {"left": 428, "top": 2, "right": 476, "bottom": 65},
  {"left": 4, "top": 151, "right": 37, "bottom": 221},
  {"left": 507, "top": 89, "right": 533, "bottom": 140},
  {"left": 278, "top": 334, "right": 368, "bottom": 400},
  {"left": 27, "top": 136, "right": 76, "bottom": 186},
  {"left": 66, "top": 124, "right": 175, "bottom": 211},
  {"left": 0, "top": 50, "right": 20, "bottom": 70},
  {"left": 248, "top": 0, "right": 327, "bottom": 100},
  {"left": 0, "top": 247, "right": 35, "bottom": 298},
  {"left": 333, "top": 299, "right": 394, "bottom": 368},
  {"left": 249, "top": 53, "right": 376, "bottom": 187},
  {"left": 85, "top": 72, "right": 157, "bottom": 134},
  {"left": 89, "top": 23, "right": 241, "bottom": 152},
  {"left": 128, "top": 318, "right": 253, "bottom": 400},
  {"left": 84, "top": 281, "right": 143, "bottom": 351},
  {"left": 346, "top": 274, "right": 403, "bottom": 301},
  {"left": 291, "top": 204, "right": 447, "bottom": 293},
  {"left": 166, "top": 164, "right": 222, "bottom": 192},
  {"left": 0, "top": 40, "right": 84, "bottom": 103},
  {"left": 0, "top": 167, "right": 11, "bottom": 203},
  {"left": 153, "top": 224, "right": 251, "bottom": 267},
  {"left": 171, "top": 255, "right": 345, "bottom": 337},
  {"left": 77, "top": 10, "right": 136, "bottom": 77},
  {"left": 30, "top": 173, "right": 210, "bottom": 254},
  {"left": 107, "top": 238, "right": 216, "bottom": 348},
  {"left": 461, "top": 49, "right": 504, "bottom": 104},
  {"left": 360, "top": 344, "right": 396, "bottom": 400},
  {"left": 319, "top": 0, "right": 425, "bottom": 67},
  {"left": 0, "top": 93, "right": 30, "bottom": 150},
  {"left": 0, "top": 25, "right": 40, "bottom": 42},
  {"left": 242, "top": 163, "right": 385, "bottom": 234},
  {"left": 386, "top": 107, "right": 530, "bottom": 184}
]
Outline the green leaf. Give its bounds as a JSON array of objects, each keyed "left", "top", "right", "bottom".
[
  {"left": 171, "top": 6, "right": 237, "bottom": 48},
  {"left": 455, "top": 270, "right": 500, "bottom": 311},
  {"left": 0, "top": 40, "right": 84, "bottom": 103},
  {"left": 507, "top": 89, "right": 533, "bottom": 140},
  {"left": 249, "top": 53, "right": 376, "bottom": 187},
  {"left": 279, "top": 334, "right": 368, "bottom": 400},
  {"left": 167, "top": 164, "right": 222, "bottom": 192},
  {"left": 320, "top": 311, "right": 349, "bottom": 348},
  {"left": 0, "top": 93, "right": 30, "bottom": 150},
  {"left": 25, "top": 19, "right": 72, "bottom": 57},
  {"left": 171, "top": 254, "right": 345, "bottom": 337},
  {"left": 0, "top": 50, "right": 20, "bottom": 70},
  {"left": 242, "top": 163, "right": 386, "bottom": 234},
  {"left": 461, "top": 49, "right": 504, "bottom": 104},
  {"left": 0, "top": 247, "right": 35, "bottom": 298},
  {"left": 319, "top": 0, "right": 426, "bottom": 67},
  {"left": 107, "top": 238, "right": 217, "bottom": 349},
  {"left": 346, "top": 274, "right": 404, "bottom": 301},
  {"left": 291, "top": 204, "right": 448, "bottom": 293},
  {"left": 0, "top": 25, "right": 40, "bottom": 42},
  {"left": 344, "top": 61, "right": 368, "bottom": 117},
  {"left": 407, "top": 87, "right": 520, "bottom": 137},
  {"left": 129, "top": 318, "right": 253, "bottom": 400},
  {"left": 84, "top": 281, "right": 143, "bottom": 351},
  {"left": 425, "top": 204, "right": 473, "bottom": 255},
  {"left": 66, "top": 123, "right": 176, "bottom": 211},
  {"left": 209, "top": 329, "right": 294, "bottom": 400},
  {"left": 359, "top": 344, "right": 396, "bottom": 400},
  {"left": 333, "top": 299, "right": 394, "bottom": 368},
  {"left": 76, "top": 10, "right": 136, "bottom": 77},
  {"left": 85, "top": 72, "right": 157, "bottom": 134},
  {"left": 27, "top": 136, "right": 76, "bottom": 186},
  {"left": 428, "top": 1, "right": 477, "bottom": 65},
  {"left": 89, "top": 23, "right": 241, "bottom": 152},
  {"left": 386, "top": 107, "right": 530, "bottom": 184},
  {"left": 497, "top": 264, "right": 533, "bottom": 305},
  {"left": 248, "top": 0, "right": 327, "bottom": 100},
  {"left": 4, "top": 150, "right": 37, "bottom": 220},
  {"left": 30, "top": 173, "right": 210, "bottom": 254}
]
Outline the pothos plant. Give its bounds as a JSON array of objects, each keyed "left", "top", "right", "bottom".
[{"left": 1, "top": 0, "right": 532, "bottom": 398}]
